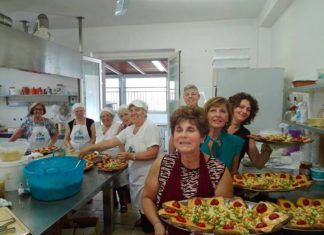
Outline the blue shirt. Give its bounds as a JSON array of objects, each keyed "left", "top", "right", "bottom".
[{"left": 200, "top": 131, "right": 244, "bottom": 169}]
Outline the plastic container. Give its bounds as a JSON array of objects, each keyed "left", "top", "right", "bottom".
[
  {"left": 24, "top": 156, "right": 85, "bottom": 201},
  {"left": 0, "top": 141, "right": 29, "bottom": 162},
  {"left": 0, "top": 158, "right": 26, "bottom": 191},
  {"left": 310, "top": 167, "right": 324, "bottom": 181}
]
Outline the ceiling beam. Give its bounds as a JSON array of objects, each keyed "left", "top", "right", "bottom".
[
  {"left": 105, "top": 64, "right": 122, "bottom": 75},
  {"left": 258, "top": 0, "right": 294, "bottom": 27},
  {"left": 127, "top": 61, "right": 146, "bottom": 75}
]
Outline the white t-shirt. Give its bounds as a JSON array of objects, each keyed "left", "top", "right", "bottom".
[
  {"left": 117, "top": 119, "right": 161, "bottom": 209},
  {"left": 96, "top": 122, "right": 120, "bottom": 156}
]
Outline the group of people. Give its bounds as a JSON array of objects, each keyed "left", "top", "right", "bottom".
[{"left": 9, "top": 84, "right": 274, "bottom": 235}]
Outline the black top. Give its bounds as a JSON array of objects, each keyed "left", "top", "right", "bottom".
[
  {"left": 233, "top": 125, "right": 250, "bottom": 160},
  {"left": 68, "top": 118, "right": 94, "bottom": 138}
]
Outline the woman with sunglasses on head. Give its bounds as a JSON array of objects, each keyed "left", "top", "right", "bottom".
[
  {"left": 200, "top": 97, "right": 244, "bottom": 175},
  {"left": 9, "top": 102, "right": 58, "bottom": 149}
]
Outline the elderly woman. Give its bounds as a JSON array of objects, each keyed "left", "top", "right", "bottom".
[
  {"left": 182, "top": 84, "right": 200, "bottom": 107},
  {"left": 228, "top": 92, "right": 272, "bottom": 172},
  {"left": 169, "top": 84, "right": 201, "bottom": 153},
  {"left": 117, "top": 104, "right": 132, "bottom": 134},
  {"left": 96, "top": 107, "right": 129, "bottom": 213},
  {"left": 79, "top": 100, "right": 161, "bottom": 232},
  {"left": 9, "top": 102, "right": 58, "bottom": 149},
  {"left": 200, "top": 97, "right": 244, "bottom": 175},
  {"left": 141, "top": 106, "right": 233, "bottom": 235},
  {"left": 64, "top": 103, "right": 96, "bottom": 151}
]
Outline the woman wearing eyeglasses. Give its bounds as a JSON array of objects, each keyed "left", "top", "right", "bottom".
[{"left": 9, "top": 102, "right": 58, "bottom": 149}]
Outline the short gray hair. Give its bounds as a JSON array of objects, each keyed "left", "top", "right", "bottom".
[{"left": 183, "top": 84, "right": 199, "bottom": 93}]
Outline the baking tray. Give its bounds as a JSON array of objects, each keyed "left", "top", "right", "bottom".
[{"left": 160, "top": 199, "right": 287, "bottom": 235}]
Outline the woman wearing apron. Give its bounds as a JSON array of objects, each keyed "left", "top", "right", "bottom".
[
  {"left": 96, "top": 107, "right": 129, "bottom": 213},
  {"left": 79, "top": 100, "right": 161, "bottom": 234},
  {"left": 64, "top": 103, "right": 96, "bottom": 152},
  {"left": 141, "top": 106, "right": 233, "bottom": 235},
  {"left": 9, "top": 102, "right": 58, "bottom": 149}
]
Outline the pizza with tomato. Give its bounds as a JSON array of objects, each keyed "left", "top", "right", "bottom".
[
  {"left": 97, "top": 158, "right": 128, "bottom": 171},
  {"left": 233, "top": 172, "right": 312, "bottom": 191},
  {"left": 158, "top": 196, "right": 290, "bottom": 234},
  {"left": 247, "top": 134, "right": 312, "bottom": 146},
  {"left": 277, "top": 197, "right": 324, "bottom": 231},
  {"left": 32, "top": 146, "right": 61, "bottom": 155}
]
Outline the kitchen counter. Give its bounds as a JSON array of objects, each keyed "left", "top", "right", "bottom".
[{"left": 4, "top": 167, "right": 124, "bottom": 235}]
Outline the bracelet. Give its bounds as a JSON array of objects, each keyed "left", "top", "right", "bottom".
[{"left": 132, "top": 153, "right": 136, "bottom": 161}]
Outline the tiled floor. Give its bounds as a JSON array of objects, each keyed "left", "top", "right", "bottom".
[{"left": 73, "top": 191, "right": 143, "bottom": 235}]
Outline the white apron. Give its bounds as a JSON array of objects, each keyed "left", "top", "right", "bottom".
[
  {"left": 96, "top": 123, "right": 129, "bottom": 188},
  {"left": 70, "top": 121, "right": 91, "bottom": 151},
  {"left": 28, "top": 121, "right": 51, "bottom": 150},
  {"left": 118, "top": 119, "right": 161, "bottom": 211}
]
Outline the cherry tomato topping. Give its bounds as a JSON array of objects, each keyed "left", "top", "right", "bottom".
[
  {"left": 196, "top": 222, "right": 206, "bottom": 228},
  {"left": 223, "top": 224, "right": 234, "bottom": 230},
  {"left": 176, "top": 216, "right": 186, "bottom": 223},
  {"left": 269, "top": 213, "right": 279, "bottom": 220},
  {"left": 313, "top": 200, "right": 321, "bottom": 206},
  {"left": 211, "top": 199, "right": 219, "bottom": 205},
  {"left": 256, "top": 222, "right": 267, "bottom": 228},
  {"left": 296, "top": 220, "right": 306, "bottom": 225},
  {"left": 233, "top": 201, "right": 242, "bottom": 207},
  {"left": 194, "top": 198, "right": 202, "bottom": 205},
  {"left": 283, "top": 202, "right": 291, "bottom": 208},
  {"left": 165, "top": 208, "right": 176, "bottom": 213},
  {"left": 303, "top": 199, "right": 310, "bottom": 206},
  {"left": 256, "top": 203, "right": 267, "bottom": 213},
  {"left": 172, "top": 201, "right": 180, "bottom": 208}
]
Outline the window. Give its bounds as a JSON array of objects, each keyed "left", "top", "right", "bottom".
[{"left": 105, "top": 76, "right": 167, "bottom": 112}]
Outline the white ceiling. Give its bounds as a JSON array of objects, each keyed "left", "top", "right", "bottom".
[{"left": 1, "top": 0, "right": 267, "bottom": 30}]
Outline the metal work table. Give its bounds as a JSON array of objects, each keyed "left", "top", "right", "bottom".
[{"left": 5, "top": 168, "right": 123, "bottom": 235}]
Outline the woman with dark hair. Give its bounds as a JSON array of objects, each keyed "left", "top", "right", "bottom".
[
  {"left": 228, "top": 92, "right": 272, "bottom": 172},
  {"left": 141, "top": 106, "right": 232, "bottom": 235},
  {"left": 9, "top": 102, "right": 58, "bottom": 149},
  {"left": 200, "top": 97, "right": 244, "bottom": 175}
]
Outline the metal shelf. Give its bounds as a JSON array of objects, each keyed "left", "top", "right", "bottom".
[
  {"left": 4, "top": 95, "right": 78, "bottom": 107},
  {"left": 287, "top": 83, "right": 324, "bottom": 92},
  {"left": 282, "top": 121, "right": 324, "bottom": 135}
]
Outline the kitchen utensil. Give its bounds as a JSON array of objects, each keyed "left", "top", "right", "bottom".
[
  {"left": 0, "top": 13, "right": 12, "bottom": 27},
  {"left": 24, "top": 156, "right": 85, "bottom": 201}
]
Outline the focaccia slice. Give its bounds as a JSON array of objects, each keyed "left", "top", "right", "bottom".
[
  {"left": 253, "top": 201, "right": 277, "bottom": 216},
  {"left": 296, "top": 197, "right": 313, "bottom": 207},
  {"left": 169, "top": 215, "right": 189, "bottom": 229},
  {"left": 187, "top": 197, "right": 206, "bottom": 208},
  {"left": 262, "top": 212, "right": 290, "bottom": 226},
  {"left": 158, "top": 207, "right": 179, "bottom": 219},
  {"left": 287, "top": 219, "right": 312, "bottom": 229},
  {"left": 206, "top": 196, "right": 225, "bottom": 207},
  {"left": 215, "top": 224, "right": 244, "bottom": 235},
  {"left": 229, "top": 197, "right": 248, "bottom": 209},
  {"left": 277, "top": 199, "right": 296, "bottom": 211},
  {"left": 250, "top": 222, "right": 275, "bottom": 233},
  {"left": 312, "top": 198, "right": 324, "bottom": 207},
  {"left": 162, "top": 200, "right": 185, "bottom": 211},
  {"left": 186, "top": 221, "right": 214, "bottom": 233}
]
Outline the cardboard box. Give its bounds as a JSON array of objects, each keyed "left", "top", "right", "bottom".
[{"left": 61, "top": 217, "right": 100, "bottom": 235}]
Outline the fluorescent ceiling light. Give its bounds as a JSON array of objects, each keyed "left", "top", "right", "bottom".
[
  {"left": 115, "top": 0, "right": 130, "bottom": 16},
  {"left": 152, "top": 60, "right": 166, "bottom": 72}
]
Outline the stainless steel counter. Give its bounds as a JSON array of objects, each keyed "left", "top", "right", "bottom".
[{"left": 5, "top": 168, "right": 123, "bottom": 235}]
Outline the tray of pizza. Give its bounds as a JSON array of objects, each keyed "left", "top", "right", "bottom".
[
  {"left": 84, "top": 161, "right": 94, "bottom": 172},
  {"left": 97, "top": 159, "right": 128, "bottom": 172},
  {"left": 158, "top": 196, "right": 291, "bottom": 234},
  {"left": 233, "top": 172, "right": 312, "bottom": 192},
  {"left": 276, "top": 197, "right": 324, "bottom": 234},
  {"left": 247, "top": 134, "right": 312, "bottom": 147},
  {"left": 31, "top": 146, "right": 61, "bottom": 155}
]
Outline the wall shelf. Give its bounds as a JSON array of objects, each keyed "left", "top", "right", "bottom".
[
  {"left": 282, "top": 121, "right": 324, "bottom": 135},
  {"left": 4, "top": 95, "right": 78, "bottom": 107},
  {"left": 287, "top": 83, "right": 324, "bottom": 92}
]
